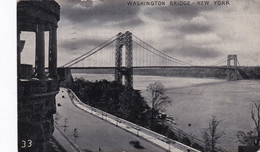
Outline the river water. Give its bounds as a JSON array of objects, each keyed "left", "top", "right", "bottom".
[{"left": 72, "top": 73, "right": 260, "bottom": 152}]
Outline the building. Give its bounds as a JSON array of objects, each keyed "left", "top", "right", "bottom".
[{"left": 17, "top": 0, "right": 60, "bottom": 151}]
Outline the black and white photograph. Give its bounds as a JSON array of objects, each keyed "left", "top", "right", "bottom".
[{"left": 16, "top": 0, "right": 260, "bottom": 152}]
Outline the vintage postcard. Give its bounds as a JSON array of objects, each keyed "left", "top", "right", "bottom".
[{"left": 17, "top": 0, "right": 260, "bottom": 152}]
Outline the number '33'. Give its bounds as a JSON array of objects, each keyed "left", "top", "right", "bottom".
[{"left": 21, "top": 139, "right": 32, "bottom": 148}]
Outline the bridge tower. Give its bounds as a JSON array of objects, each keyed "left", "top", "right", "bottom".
[
  {"left": 227, "top": 54, "right": 238, "bottom": 80},
  {"left": 115, "top": 31, "right": 133, "bottom": 88}
]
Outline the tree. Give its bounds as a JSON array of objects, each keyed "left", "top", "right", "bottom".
[
  {"left": 146, "top": 81, "right": 171, "bottom": 130},
  {"left": 202, "top": 115, "right": 224, "bottom": 152},
  {"left": 118, "top": 89, "right": 150, "bottom": 126},
  {"left": 250, "top": 100, "right": 260, "bottom": 146},
  {"left": 70, "top": 79, "right": 151, "bottom": 127},
  {"left": 73, "top": 128, "right": 79, "bottom": 143},
  {"left": 237, "top": 100, "right": 260, "bottom": 146},
  {"left": 236, "top": 131, "right": 254, "bottom": 146}
]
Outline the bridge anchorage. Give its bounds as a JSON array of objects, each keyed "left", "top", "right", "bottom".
[{"left": 115, "top": 31, "right": 133, "bottom": 88}]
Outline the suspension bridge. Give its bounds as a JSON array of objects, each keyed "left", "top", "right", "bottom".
[{"left": 59, "top": 31, "right": 246, "bottom": 88}]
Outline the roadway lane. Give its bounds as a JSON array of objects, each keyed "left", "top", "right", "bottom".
[{"left": 55, "top": 88, "right": 165, "bottom": 152}]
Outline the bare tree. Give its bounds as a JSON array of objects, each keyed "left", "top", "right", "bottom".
[
  {"left": 236, "top": 100, "right": 260, "bottom": 146},
  {"left": 250, "top": 100, "right": 260, "bottom": 145},
  {"left": 146, "top": 81, "right": 171, "bottom": 130},
  {"left": 62, "top": 118, "right": 69, "bottom": 133},
  {"left": 73, "top": 128, "right": 79, "bottom": 143},
  {"left": 202, "top": 115, "right": 224, "bottom": 152}
]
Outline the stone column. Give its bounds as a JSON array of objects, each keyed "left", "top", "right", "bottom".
[
  {"left": 35, "top": 22, "right": 46, "bottom": 80},
  {"left": 48, "top": 25, "right": 58, "bottom": 79}
]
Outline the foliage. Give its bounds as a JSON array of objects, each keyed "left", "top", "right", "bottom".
[
  {"left": 70, "top": 78, "right": 150, "bottom": 127},
  {"left": 167, "top": 129, "right": 178, "bottom": 141},
  {"left": 192, "top": 143, "right": 205, "bottom": 152},
  {"left": 146, "top": 81, "right": 172, "bottom": 130},
  {"left": 181, "top": 137, "right": 191, "bottom": 146},
  {"left": 236, "top": 131, "right": 255, "bottom": 146},
  {"left": 153, "top": 123, "right": 168, "bottom": 135},
  {"left": 146, "top": 81, "right": 172, "bottom": 112},
  {"left": 70, "top": 79, "right": 205, "bottom": 151},
  {"left": 202, "top": 115, "right": 224, "bottom": 152}
]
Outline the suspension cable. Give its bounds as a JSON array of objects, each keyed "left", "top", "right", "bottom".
[
  {"left": 132, "top": 34, "right": 192, "bottom": 66},
  {"left": 211, "top": 56, "right": 227, "bottom": 66},
  {"left": 133, "top": 40, "right": 186, "bottom": 65},
  {"left": 61, "top": 34, "right": 118, "bottom": 67},
  {"left": 67, "top": 37, "right": 118, "bottom": 67}
]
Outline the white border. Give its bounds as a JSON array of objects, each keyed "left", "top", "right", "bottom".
[{"left": 0, "top": 1, "right": 17, "bottom": 152}]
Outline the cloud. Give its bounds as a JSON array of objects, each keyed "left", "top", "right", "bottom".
[
  {"left": 178, "top": 23, "right": 211, "bottom": 34},
  {"left": 60, "top": 0, "right": 142, "bottom": 28},
  {"left": 143, "top": 5, "right": 216, "bottom": 21},
  {"left": 164, "top": 46, "right": 221, "bottom": 59},
  {"left": 59, "top": 37, "right": 106, "bottom": 52},
  {"left": 54, "top": 0, "right": 260, "bottom": 66},
  {"left": 185, "top": 33, "right": 221, "bottom": 44},
  {"left": 113, "top": 17, "right": 144, "bottom": 27}
]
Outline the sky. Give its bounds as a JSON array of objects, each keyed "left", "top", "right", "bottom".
[{"left": 20, "top": 0, "right": 260, "bottom": 66}]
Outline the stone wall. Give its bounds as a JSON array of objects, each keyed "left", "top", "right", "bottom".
[
  {"left": 57, "top": 68, "right": 74, "bottom": 87},
  {"left": 18, "top": 80, "right": 59, "bottom": 152}
]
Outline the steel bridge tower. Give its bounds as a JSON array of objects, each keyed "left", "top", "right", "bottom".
[
  {"left": 115, "top": 31, "right": 133, "bottom": 88},
  {"left": 227, "top": 54, "right": 239, "bottom": 80}
]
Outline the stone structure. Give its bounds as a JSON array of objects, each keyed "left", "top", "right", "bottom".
[
  {"left": 17, "top": 1, "right": 60, "bottom": 152},
  {"left": 115, "top": 31, "right": 133, "bottom": 88},
  {"left": 57, "top": 67, "right": 74, "bottom": 87}
]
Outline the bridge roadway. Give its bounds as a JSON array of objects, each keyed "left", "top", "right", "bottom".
[
  {"left": 67, "top": 66, "right": 230, "bottom": 70},
  {"left": 54, "top": 88, "right": 167, "bottom": 152}
]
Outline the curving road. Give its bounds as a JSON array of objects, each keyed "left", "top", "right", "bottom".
[{"left": 55, "top": 88, "right": 166, "bottom": 152}]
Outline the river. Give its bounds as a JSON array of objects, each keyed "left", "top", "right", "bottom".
[{"left": 72, "top": 73, "right": 260, "bottom": 152}]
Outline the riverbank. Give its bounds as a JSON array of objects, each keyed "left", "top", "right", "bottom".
[{"left": 72, "top": 73, "right": 260, "bottom": 152}]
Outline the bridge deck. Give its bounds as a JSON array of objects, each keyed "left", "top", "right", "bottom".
[{"left": 63, "top": 66, "right": 232, "bottom": 70}]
